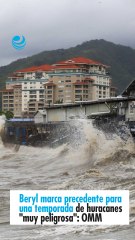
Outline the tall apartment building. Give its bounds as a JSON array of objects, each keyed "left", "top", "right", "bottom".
[
  {"left": 2, "top": 65, "right": 52, "bottom": 117},
  {"left": 0, "top": 85, "right": 22, "bottom": 117},
  {"left": 0, "top": 57, "right": 116, "bottom": 117},
  {"left": 44, "top": 57, "right": 112, "bottom": 104},
  {"left": 1, "top": 89, "right": 14, "bottom": 113}
]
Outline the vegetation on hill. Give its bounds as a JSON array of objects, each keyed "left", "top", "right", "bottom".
[{"left": 0, "top": 39, "right": 135, "bottom": 93}]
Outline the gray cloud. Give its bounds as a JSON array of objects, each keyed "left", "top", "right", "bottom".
[{"left": 0, "top": 0, "right": 135, "bottom": 66}]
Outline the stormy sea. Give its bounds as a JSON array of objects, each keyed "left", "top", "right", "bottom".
[{"left": 0, "top": 116, "right": 135, "bottom": 240}]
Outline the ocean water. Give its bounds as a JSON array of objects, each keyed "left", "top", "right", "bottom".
[{"left": 0, "top": 117, "right": 135, "bottom": 240}]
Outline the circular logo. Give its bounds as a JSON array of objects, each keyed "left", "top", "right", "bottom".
[{"left": 12, "top": 35, "right": 26, "bottom": 50}]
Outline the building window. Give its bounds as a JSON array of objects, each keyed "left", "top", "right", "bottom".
[
  {"left": 84, "top": 85, "right": 88, "bottom": 89},
  {"left": 30, "top": 90, "right": 36, "bottom": 94},
  {"left": 75, "top": 85, "right": 82, "bottom": 88},
  {"left": 58, "top": 80, "right": 64, "bottom": 83},
  {"left": 75, "top": 90, "right": 82, "bottom": 93},
  {"left": 75, "top": 95, "right": 82, "bottom": 98},
  {"left": 30, "top": 95, "right": 36, "bottom": 98},
  {"left": 65, "top": 80, "right": 71, "bottom": 82}
]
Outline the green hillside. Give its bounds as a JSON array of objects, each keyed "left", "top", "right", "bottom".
[{"left": 0, "top": 39, "right": 135, "bottom": 93}]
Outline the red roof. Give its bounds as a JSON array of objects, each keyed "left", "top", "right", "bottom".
[
  {"left": 0, "top": 89, "right": 13, "bottom": 92},
  {"left": 44, "top": 82, "right": 55, "bottom": 86},
  {"left": 55, "top": 57, "right": 105, "bottom": 66},
  {"left": 16, "top": 65, "right": 53, "bottom": 73},
  {"left": 13, "top": 56, "right": 109, "bottom": 75},
  {"left": 36, "top": 64, "right": 54, "bottom": 71},
  {"left": 16, "top": 66, "right": 39, "bottom": 73}
]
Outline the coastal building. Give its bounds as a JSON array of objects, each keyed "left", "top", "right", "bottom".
[
  {"left": 121, "top": 79, "right": 135, "bottom": 121},
  {"left": 34, "top": 97, "right": 135, "bottom": 123},
  {"left": 2, "top": 65, "right": 52, "bottom": 116},
  {"left": 44, "top": 57, "right": 112, "bottom": 105},
  {"left": 0, "top": 57, "right": 116, "bottom": 116},
  {"left": 1, "top": 89, "right": 14, "bottom": 113},
  {"left": 0, "top": 85, "right": 22, "bottom": 118},
  {"left": 34, "top": 110, "right": 47, "bottom": 124}
]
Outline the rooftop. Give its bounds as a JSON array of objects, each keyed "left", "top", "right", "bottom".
[
  {"left": 14, "top": 56, "right": 109, "bottom": 74},
  {"left": 15, "top": 65, "right": 53, "bottom": 73},
  {"left": 16, "top": 66, "right": 39, "bottom": 73},
  {"left": 44, "top": 82, "right": 56, "bottom": 86},
  {"left": 0, "top": 89, "right": 13, "bottom": 92},
  {"left": 55, "top": 57, "right": 108, "bottom": 67},
  {"left": 121, "top": 79, "right": 135, "bottom": 96}
]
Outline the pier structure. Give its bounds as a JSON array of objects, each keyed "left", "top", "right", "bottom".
[{"left": 35, "top": 97, "right": 135, "bottom": 123}]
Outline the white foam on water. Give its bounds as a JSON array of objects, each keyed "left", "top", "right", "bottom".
[
  {"left": 59, "top": 119, "right": 135, "bottom": 168},
  {"left": 0, "top": 118, "right": 135, "bottom": 239},
  {"left": 0, "top": 115, "right": 6, "bottom": 128},
  {"left": 0, "top": 115, "right": 6, "bottom": 150}
]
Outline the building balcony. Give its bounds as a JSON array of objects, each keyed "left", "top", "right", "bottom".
[
  {"left": 29, "top": 108, "right": 36, "bottom": 111},
  {"left": 28, "top": 104, "right": 35, "bottom": 107},
  {"left": 3, "top": 97, "right": 9, "bottom": 100}
]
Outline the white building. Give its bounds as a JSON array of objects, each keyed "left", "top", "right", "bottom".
[
  {"left": 5, "top": 65, "right": 52, "bottom": 116},
  {"left": 34, "top": 110, "right": 47, "bottom": 124}
]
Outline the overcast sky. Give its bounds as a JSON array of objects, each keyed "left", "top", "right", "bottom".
[{"left": 0, "top": 0, "right": 135, "bottom": 66}]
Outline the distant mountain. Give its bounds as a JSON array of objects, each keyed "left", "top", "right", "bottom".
[{"left": 0, "top": 39, "right": 135, "bottom": 93}]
